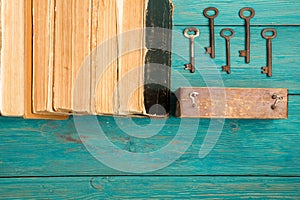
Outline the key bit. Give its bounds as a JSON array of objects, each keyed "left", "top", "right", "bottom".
[
  {"left": 183, "top": 27, "right": 200, "bottom": 73},
  {"left": 261, "top": 28, "right": 277, "bottom": 77},
  {"left": 239, "top": 7, "right": 255, "bottom": 63},
  {"left": 220, "top": 28, "right": 235, "bottom": 74},
  {"left": 203, "top": 7, "right": 219, "bottom": 58}
]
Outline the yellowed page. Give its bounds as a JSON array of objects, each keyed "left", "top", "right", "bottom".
[
  {"left": 1, "top": 0, "right": 25, "bottom": 116},
  {"left": 93, "top": 0, "right": 118, "bottom": 115}
]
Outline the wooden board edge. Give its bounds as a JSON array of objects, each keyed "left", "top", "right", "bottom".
[{"left": 175, "top": 87, "right": 288, "bottom": 119}]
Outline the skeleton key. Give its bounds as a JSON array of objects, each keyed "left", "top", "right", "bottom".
[
  {"left": 239, "top": 7, "right": 255, "bottom": 63},
  {"left": 203, "top": 7, "right": 219, "bottom": 58},
  {"left": 184, "top": 27, "right": 200, "bottom": 73},
  {"left": 220, "top": 28, "right": 235, "bottom": 74},
  {"left": 261, "top": 28, "right": 277, "bottom": 77}
]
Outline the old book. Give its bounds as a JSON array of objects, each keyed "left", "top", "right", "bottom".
[
  {"left": 91, "top": 0, "right": 118, "bottom": 115},
  {"left": 92, "top": 0, "right": 173, "bottom": 116},
  {"left": 143, "top": 0, "right": 173, "bottom": 116},
  {"left": 31, "top": 0, "right": 56, "bottom": 114},
  {"left": 0, "top": 0, "right": 2, "bottom": 115},
  {"left": 31, "top": 0, "right": 173, "bottom": 117},
  {"left": 32, "top": 0, "right": 91, "bottom": 114},
  {"left": 1, "top": 0, "right": 25, "bottom": 116},
  {"left": 117, "top": 0, "right": 146, "bottom": 115},
  {"left": 91, "top": 0, "right": 145, "bottom": 115},
  {"left": 24, "top": 0, "right": 68, "bottom": 120},
  {"left": 52, "top": 0, "right": 91, "bottom": 113}
]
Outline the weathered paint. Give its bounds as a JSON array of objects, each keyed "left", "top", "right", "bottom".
[
  {"left": 172, "top": 0, "right": 300, "bottom": 25},
  {"left": 0, "top": 0, "right": 300, "bottom": 198},
  {"left": 0, "top": 96, "right": 299, "bottom": 177},
  {"left": 172, "top": 26, "right": 300, "bottom": 94},
  {"left": 1, "top": 177, "right": 300, "bottom": 199}
]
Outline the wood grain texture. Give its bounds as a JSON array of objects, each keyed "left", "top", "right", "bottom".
[
  {"left": 0, "top": 177, "right": 299, "bottom": 199},
  {"left": 176, "top": 88, "right": 288, "bottom": 119},
  {"left": 0, "top": 0, "right": 299, "bottom": 198},
  {"left": 1, "top": 0, "right": 25, "bottom": 116},
  {"left": 0, "top": 95, "right": 299, "bottom": 176},
  {"left": 172, "top": 0, "right": 300, "bottom": 25},
  {"left": 172, "top": 26, "right": 300, "bottom": 94}
]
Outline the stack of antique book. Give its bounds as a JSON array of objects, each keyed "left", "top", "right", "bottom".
[{"left": 0, "top": 0, "right": 172, "bottom": 119}]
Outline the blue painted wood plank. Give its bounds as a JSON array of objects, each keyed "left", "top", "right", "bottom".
[
  {"left": 0, "top": 96, "right": 299, "bottom": 176},
  {"left": 172, "top": 0, "right": 300, "bottom": 25},
  {"left": 0, "top": 176, "right": 299, "bottom": 199},
  {"left": 172, "top": 26, "right": 300, "bottom": 93}
]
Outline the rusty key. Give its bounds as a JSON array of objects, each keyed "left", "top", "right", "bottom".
[
  {"left": 239, "top": 7, "right": 255, "bottom": 63},
  {"left": 184, "top": 27, "right": 200, "bottom": 73},
  {"left": 220, "top": 28, "right": 235, "bottom": 74},
  {"left": 203, "top": 7, "right": 219, "bottom": 58},
  {"left": 261, "top": 28, "right": 277, "bottom": 77}
]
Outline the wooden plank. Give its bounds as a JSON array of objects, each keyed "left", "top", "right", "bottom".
[
  {"left": 176, "top": 88, "right": 288, "bottom": 119},
  {"left": 172, "top": 0, "right": 300, "bottom": 25},
  {"left": 0, "top": 177, "right": 299, "bottom": 199},
  {"left": 1, "top": 0, "right": 25, "bottom": 116},
  {"left": 172, "top": 26, "right": 300, "bottom": 94},
  {"left": 0, "top": 95, "right": 299, "bottom": 176}
]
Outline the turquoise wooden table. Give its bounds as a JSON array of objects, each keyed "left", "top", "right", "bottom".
[{"left": 1, "top": 0, "right": 300, "bottom": 198}]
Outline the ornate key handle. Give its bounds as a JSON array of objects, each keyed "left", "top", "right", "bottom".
[
  {"left": 203, "top": 7, "right": 219, "bottom": 19},
  {"left": 239, "top": 7, "right": 255, "bottom": 20},
  {"left": 220, "top": 28, "right": 235, "bottom": 39},
  {"left": 261, "top": 28, "right": 277, "bottom": 40},
  {"left": 184, "top": 28, "right": 200, "bottom": 73},
  {"left": 183, "top": 27, "right": 200, "bottom": 39}
]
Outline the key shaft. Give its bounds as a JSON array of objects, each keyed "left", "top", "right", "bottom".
[
  {"left": 188, "top": 37, "right": 195, "bottom": 72},
  {"left": 220, "top": 28, "right": 235, "bottom": 74},
  {"left": 203, "top": 7, "right": 219, "bottom": 59},
  {"left": 239, "top": 7, "right": 255, "bottom": 64}
]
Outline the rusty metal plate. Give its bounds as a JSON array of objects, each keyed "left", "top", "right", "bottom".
[{"left": 175, "top": 87, "right": 288, "bottom": 119}]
